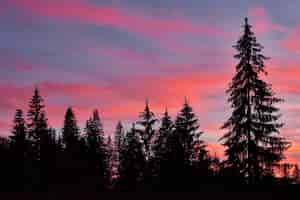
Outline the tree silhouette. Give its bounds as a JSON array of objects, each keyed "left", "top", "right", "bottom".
[
  {"left": 62, "top": 107, "right": 80, "bottom": 151},
  {"left": 84, "top": 109, "right": 109, "bottom": 190},
  {"left": 114, "top": 121, "right": 125, "bottom": 153},
  {"left": 221, "top": 18, "right": 290, "bottom": 184},
  {"left": 152, "top": 108, "right": 176, "bottom": 189},
  {"left": 112, "top": 121, "right": 125, "bottom": 181},
  {"left": 137, "top": 100, "right": 157, "bottom": 160},
  {"left": 10, "top": 109, "right": 27, "bottom": 159},
  {"left": 106, "top": 135, "right": 113, "bottom": 187},
  {"left": 175, "top": 99, "right": 206, "bottom": 166},
  {"left": 118, "top": 123, "right": 146, "bottom": 191},
  {"left": 27, "top": 87, "right": 48, "bottom": 161},
  {"left": 9, "top": 109, "right": 28, "bottom": 190}
]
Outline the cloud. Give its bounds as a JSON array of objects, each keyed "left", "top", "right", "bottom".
[
  {"left": 267, "top": 61, "right": 300, "bottom": 95},
  {"left": 282, "top": 26, "right": 300, "bottom": 54},
  {"left": 0, "top": 69, "right": 229, "bottom": 134},
  {"left": 248, "top": 6, "right": 286, "bottom": 34},
  {"left": 0, "top": 120, "right": 10, "bottom": 135},
  {"left": 11, "top": 0, "right": 227, "bottom": 39},
  {"left": 0, "top": 49, "right": 46, "bottom": 72}
]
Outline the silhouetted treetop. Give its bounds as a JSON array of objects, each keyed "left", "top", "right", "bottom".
[{"left": 221, "top": 18, "right": 290, "bottom": 184}]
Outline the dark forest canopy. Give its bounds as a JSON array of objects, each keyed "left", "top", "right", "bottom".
[{"left": 0, "top": 18, "right": 299, "bottom": 193}]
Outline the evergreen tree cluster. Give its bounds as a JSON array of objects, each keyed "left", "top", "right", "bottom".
[{"left": 0, "top": 18, "right": 298, "bottom": 193}]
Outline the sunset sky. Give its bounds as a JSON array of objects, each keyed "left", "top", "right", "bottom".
[{"left": 0, "top": 0, "right": 300, "bottom": 164}]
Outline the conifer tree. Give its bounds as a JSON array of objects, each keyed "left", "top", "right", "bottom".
[
  {"left": 85, "top": 109, "right": 109, "bottom": 189},
  {"left": 10, "top": 109, "right": 27, "bottom": 159},
  {"left": 9, "top": 109, "right": 28, "bottom": 189},
  {"left": 27, "top": 88, "right": 48, "bottom": 160},
  {"left": 221, "top": 18, "right": 290, "bottom": 184},
  {"left": 85, "top": 109, "right": 106, "bottom": 161},
  {"left": 106, "top": 135, "right": 113, "bottom": 185},
  {"left": 112, "top": 121, "right": 125, "bottom": 180},
  {"left": 174, "top": 99, "right": 206, "bottom": 165},
  {"left": 62, "top": 107, "right": 80, "bottom": 151},
  {"left": 153, "top": 109, "right": 173, "bottom": 168},
  {"left": 137, "top": 100, "right": 157, "bottom": 160},
  {"left": 114, "top": 121, "right": 125, "bottom": 153},
  {"left": 152, "top": 109, "right": 174, "bottom": 186},
  {"left": 119, "top": 123, "right": 146, "bottom": 190}
]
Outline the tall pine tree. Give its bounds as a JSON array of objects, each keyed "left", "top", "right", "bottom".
[
  {"left": 221, "top": 18, "right": 290, "bottom": 184},
  {"left": 112, "top": 121, "right": 125, "bottom": 181},
  {"left": 153, "top": 108, "right": 173, "bottom": 169},
  {"left": 137, "top": 100, "right": 157, "bottom": 160},
  {"left": 152, "top": 109, "right": 174, "bottom": 188},
  {"left": 85, "top": 109, "right": 109, "bottom": 190},
  {"left": 27, "top": 87, "right": 48, "bottom": 160},
  {"left": 174, "top": 99, "right": 206, "bottom": 165},
  {"left": 9, "top": 109, "right": 28, "bottom": 190},
  {"left": 10, "top": 109, "right": 27, "bottom": 159},
  {"left": 118, "top": 123, "right": 146, "bottom": 190},
  {"left": 114, "top": 121, "right": 125, "bottom": 153},
  {"left": 62, "top": 107, "right": 80, "bottom": 151}
]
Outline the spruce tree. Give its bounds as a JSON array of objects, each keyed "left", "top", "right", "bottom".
[
  {"left": 10, "top": 109, "right": 27, "bottom": 159},
  {"left": 114, "top": 121, "right": 125, "bottom": 153},
  {"left": 106, "top": 135, "right": 113, "bottom": 186},
  {"left": 85, "top": 109, "right": 109, "bottom": 190},
  {"left": 153, "top": 109, "right": 173, "bottom": 169},
  {"left": 62, "top": 107, "right": 80, "bottom": 151},
  {"left": 174, "top": 99, "right": 206, "bottom": 165},
  {"left": 137, "top": 100, "right": 157, "bottom": 160},
  {"left": 152, "top": 109, "right": 174, "bottom": 187},
  {"left": 27, "top": 88, "right": 48, "bottom": 160},
  {"left": 112, "top": 121, "right": 125, "bottom": 180},
  {"left": 119, "top": 123, "right": 145, "bottom": 190},
  {"left": 221, "top": 18, "right": 290, "bottom": 184},
  {"left": 9, "top": 109, "right": 27, "bottom": 189}
]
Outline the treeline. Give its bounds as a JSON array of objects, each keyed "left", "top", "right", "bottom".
[{"left": 0, "top": 18, "right": 299, "bottom": 192}]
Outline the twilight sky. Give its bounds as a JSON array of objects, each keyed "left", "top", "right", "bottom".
[{"left": 0, "top": 0, "right": 300, "bottom": 164}]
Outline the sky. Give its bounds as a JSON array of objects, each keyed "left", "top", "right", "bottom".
[{"left": 0, "top": 0, "right": 300, "bottom": 164}]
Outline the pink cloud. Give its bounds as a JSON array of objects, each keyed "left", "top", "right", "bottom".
[
  {"left": 87, "top": 45, "right": 159, "bottom": 64},
  {"left": 267, "top": 63, "right": 300, "bottom": 94},
  {"left": 11, "top": 0, "right": 227, "bottom": 39},
  {"left": 0, "top": 120, "right": 10, "bottom": 134},
  {"left": 0, "top": 52, "right": 46, "bottom": 72},
  {"left": 0, "top": 69, "right": 229, "bottom": 131},
  {"left": 248, "top": 6, "right": 286, "bottom": 34},
  {"left": 282, "top": 26, "right": 300, "bottom": 54}
]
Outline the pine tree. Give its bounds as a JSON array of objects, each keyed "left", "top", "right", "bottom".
[
  {"left": 84, "top": 109, "right": 109, "bottom": 190},
  {"left": 174, "top": 99, "right": 206, "bottom": 165},
  {"left": 85, "top": 109, "right": 106, "bottom": 162},
  {"left": 119, "top": 123, "right": 146, "bottom": 190},
  {"left": 114, "top": 121, "right": 125, "bottom": 153},
  {"left": 152, "top": 109, "right": 174, "bottom": 187},
  {"left": 106, "top": 135, "right": 113, "bottom": 186},
  {"left": 112, "top": 121, "right": 125, "bottom": 181},
  {"left": 9, "top": 109, "right": 28, "bottom": 189},
  {"left": 221, "top": 18, "right": 290, "bottom": 184},
  {"left": 137, "top": 100, "right": 157, "bottom": 160},
  {"left": 153, "top": 109, "right": 173, "bottom": 169},
  {"left": 10, "top": 109, "right": 27, "bottom": 159},
  {"left": 62, "top": 107, "right": 80, "bottom": 151},
  {"left": 27, "top": 88, "right": 48, "bottom": 160}
]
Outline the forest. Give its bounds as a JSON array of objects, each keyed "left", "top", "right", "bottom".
[{"left": 0, "top": 18, "right": 299, "bottom": 193}]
